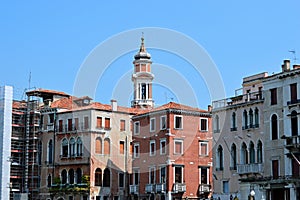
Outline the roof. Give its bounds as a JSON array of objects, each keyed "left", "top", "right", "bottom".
[
  {"left": 26, "top": 88, "right": 70, "bottom": 97},
  {"left": 135, "top": 102, "right": 209, "bottom": 117},
  {"left": 50, "top": 96, "right": 140, "bottom": 114}
]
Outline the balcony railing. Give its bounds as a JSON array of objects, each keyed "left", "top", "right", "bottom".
[
  {"left": 129, "top": 185, "right": 139, "bottom": 194},
  {"left": 237, "top": 163, "right": 263, "bottom": 175},
  {"left": 212, "top": 91, "right": 263, "bottom": 109},
  {"left": 145, "top": 184, "right": 155, "bottom": 193},
  {"left": 287, "top": 99, "right": 300, "bottom": 106},
  {"left": 155, "top": 183, "right": 166, "bottom": 193},
  {"left": 173, "top": 183, "right": 186, "bottom": 193},
  {"left": 198, "top": 184, "right": 211, "bottom": 194},
  {"left": 283, "top": 135, "right": 300, "bottom": 151}
]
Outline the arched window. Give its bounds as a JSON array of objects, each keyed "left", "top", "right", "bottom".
[
  {"left": 249, "top": 141, "right": 255, "bottom": 164},
  {"left": 47, "top": 174, "right": 52, "bottom": 187},
  {"left": 69, "top": 169, "right": 74, "bottom": 184},
  {"left": 230, "top": 144, "right": 237, "bottom": 170},
  {"left": 254, "top": 108, "right": 259, "bottom": 127},
  {"left": 291, "top": 111, "right": 298, "bottom": 136},
  {"left": 48, "top": 139, "right": 53, "bottom": 164},
  {"left": 104, "top": 138, "right": 110, "bottom": 155},
  {"left": 76, "top": 168, "right": 82, "bottom": 184},
  {"left": 243, "top": 110, "right": 248, "bottom": 129},
  {"left": 62, "top": 138, "right": 68, "bottom": 157},
  {"left": 241, "top": 142, "right": 248, "bottom": 164},
  {"left": 69, "top": 138, "right": 76, "bottom": 157},
  {"left": 95, "top": 137, "right": 102, "bottom": 154},
  {"left": 38, "top": 141, "right": 42, "bottom": 165},
  {"left": 216, "top": 145, "right": 223, "bottom": 171},
  {"left": 231, "top": 112, "right": 236, "bottom": 130},
  {"left": 61, "top": 169, "right": 67, "bottom": 184},
  {"left": 95, "top": 168, "right": 102, "bottom": 186},
  {"left": 76, "top": 137, "right": 83, "bottom": 156},
  {"left": 249, "top": 109, "right": 253, "bottom": 128},
  {"left": 214, "top": 115, "right": 220, "bottom": 133},
  {"left": 271, "top": 114, "right": 278, "bottom": 140},
  {"left": 257, "top": 140, "right": 263, "bottom": 163},
  {"left": 103, "top": 168, "right": 111, "bottom": 187}
]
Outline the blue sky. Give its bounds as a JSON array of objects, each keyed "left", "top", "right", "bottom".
[{"left": 1, "top": 1, "right": 299, "bottom": 109}]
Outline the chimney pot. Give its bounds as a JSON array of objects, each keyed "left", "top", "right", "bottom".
[
  {"left": 111, "top": 99, "right": 117, "bottom": 111},
  {"left": 282, "top": 59, "right": 290, "bottom": 72}
]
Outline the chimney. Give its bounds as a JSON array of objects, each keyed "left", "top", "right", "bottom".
[
  {"left": 207, "top": 105, "right": 212, "bottom": 112},
  {"left": 293, "top": 64, "right": 300, "bottom": 70},
  {"left": 111, "top": 99, "right": 117, "bottom": 111},
  {"left": 282, "top": 60, "right": 290, "bottom": 72}
]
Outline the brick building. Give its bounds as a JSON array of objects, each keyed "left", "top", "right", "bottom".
[{"left": 131, "top": 103, "right": 212, "bottom": 200}]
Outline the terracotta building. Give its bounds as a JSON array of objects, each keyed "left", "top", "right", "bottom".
[
  {"left": 34, "top": 90, "right": 137, "bottom": 200},
  {"left": 131, "top": 103, "right": 212, "bottom": 200}
]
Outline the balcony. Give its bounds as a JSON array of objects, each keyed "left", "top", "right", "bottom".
[
  {"left": 155, "top": 183, "right": 166, "bottom": 193},
  {"left": 173, "top": 183, "right": 186, "bottom": 193},
  {"left": 282, "top": 135, "right": 300, "bottom": 152},
  {"left": 198, "top": 184, "right": 211, "bottom": 194},
  {"left": 287, "top": 99, "right": 300, "bottom": 106},
  {"left": 145, "top": 184, "right": 155, "bottom": 193},
  {"left": 213, "top": 91, "right": 263, "bottom": 110},
  {"left": 237, "top": 163, "right": 263, "bottom": 175},
  {"left": 129, "top": 185, "right": 139, "bottom": 194}
]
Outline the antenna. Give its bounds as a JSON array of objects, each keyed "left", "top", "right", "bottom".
[
  {"left": 289, "top": 49, "right": 297, "bottom": 64},
  {"left": 28, "top": 71, "right": 31, "bottom": 90}
]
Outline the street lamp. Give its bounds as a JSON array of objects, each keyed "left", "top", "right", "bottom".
[{"left": 248, "top": 190, "right": 255, "bottom": 200}]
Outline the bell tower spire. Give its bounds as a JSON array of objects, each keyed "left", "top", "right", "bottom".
[{"left": 131, "top": 35, "right": 154, "bottom": 109}]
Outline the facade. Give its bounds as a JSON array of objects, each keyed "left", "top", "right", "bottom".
[
  {"left": 261, "top": 60, "right": 300, "bottom": 200},
  {"left": 33, "top": 90, "right": 136, "bottom": 200},
  {"left": 131, "top": 103, "right": 212, "bottom": 200},
  {"left": 0, "top": 86, "right": 13, "bottom": 200},
  {"left": 212, "top": 73, "right": 267, "bottom": 199}
]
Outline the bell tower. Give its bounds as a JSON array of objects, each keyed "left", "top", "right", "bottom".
[{"left": 131, "top": 36, "right": 154, "bottom": 109}]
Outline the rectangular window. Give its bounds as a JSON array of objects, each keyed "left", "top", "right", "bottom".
[
  {"left": 150, "top": 140, "right": 156, "bottom": 156},
  {"left": 74, "top": 118, "right": 79, "bottom": 130},
  {"left": 58, "top": 120, "right": 63, "bottom": 132},
  {"left": 199, "top": 167, "right": 209, "bottom": 184},
  {"left": 84, "top": 116, "right": 89, "bottom": 129},
  {"left": 160, "top": 166, "right": 166, "bottom": 183},
  {"left": 223, "top": 181, "right": 229, "bottom": 194},
  {"left": 105, "top": 118, "right": 110, "bottom": 129},
  {"left": 149, "top": 167, "right": 156, "bottom": 184},
  {"left": 174, "top": 115, "right": 183, "bottom": 129},
  {"left": 290, "top": 83, "right": 297, "bottom": 102},
  {"left": 119, "top": 173, "right": 124, "bottom": 188},
  {"left": 174, "top": 140, "right": 183, "bottom": 155},
  {"left": 120, "top": 120, "right": 126, "bottom": 131},
  {"left": 133, "top": 169, "right": 139, "bottom": 185},
  {"left": 119, "top": 141, "right": 125, "bottom": 154},
  {"left": 68, "top": 119, "right": 72, "bottom": 131},
  {"left": 134, "top": 143, "right": 140, "bottom": 158},
  {"left": 200, "top": 118, "right": 208, "bottom": 131},
  {"left": 160, "top": 115, "right": 167, "bottom": 130},
  {"left": 199, "top": 141, "right": 208, "bottom": 156},
  {"left": 134, "top": 121, "right": 140, "bottom": 135},
  {"left": 97, "top": 117, "right": 102, "bottom": 128},
  {"left": 272, "top": 160, "right": 279, "bottom": 179},
  {"left": 270, "top": 88, "right": 277, "bottom": 105},
  {"left": 160, "top": 139, "right": 166, "bottom": 155},
  {"left": 130, "top": 142, "right": 133, "bottom": 155},
  {"left": 150, "top": 117, "right": 156, "bottom": 132},
  {"left": 174, "top": 166, "right": 183, "bottom": 183}
]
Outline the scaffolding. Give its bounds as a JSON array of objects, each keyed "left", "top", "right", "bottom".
[{"left": 10, "top": 98, "right": 41, "bottom": 200}]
